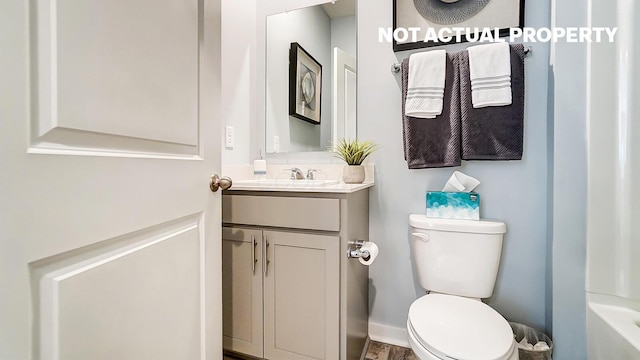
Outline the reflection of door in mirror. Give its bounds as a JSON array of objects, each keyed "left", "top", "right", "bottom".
[
  {"left": 332, "top": 47, "right": 357, "bottom": 146},
  {"left": 265, "top": 1, "right": 356, "bottom": 154}
]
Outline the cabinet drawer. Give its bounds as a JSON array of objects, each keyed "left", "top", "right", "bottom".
[{"left": 222, "top": 195, "right": 340, "bottom": 231}]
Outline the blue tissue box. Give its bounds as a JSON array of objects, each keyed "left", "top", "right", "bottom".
[{"left": 426, "top": 192, "right": 480, "bottom": 220}]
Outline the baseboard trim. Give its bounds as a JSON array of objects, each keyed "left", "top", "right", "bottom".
[{"left": 368, "top": 322, "right": 410, "bottom": 348}]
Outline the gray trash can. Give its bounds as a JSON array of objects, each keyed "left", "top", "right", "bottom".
[{"left": 509, "top": 322, "right": 553, "bottom": 360}]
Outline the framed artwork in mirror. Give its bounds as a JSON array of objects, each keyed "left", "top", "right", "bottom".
[
  {"left": 393, "top": 0, "right": 525, "bottom": 51},
  {"left": 289, "top": 42, "right": 322, "bottom": 125}
]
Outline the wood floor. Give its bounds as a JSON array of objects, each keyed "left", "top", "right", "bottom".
[
  {"left": 224, "top": 340, "right": 417, "bottom": 360},
  {"left": 364, "top": 341, "right": 418, "bottom": 360}
]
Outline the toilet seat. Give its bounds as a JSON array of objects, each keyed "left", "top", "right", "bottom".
[{"left": 407, "top": 294, "right": 516, "bottom": 360}]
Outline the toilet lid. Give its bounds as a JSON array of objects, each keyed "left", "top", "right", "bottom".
[{"left": 408, "top": 294, "right": 514, "bottom": 360}]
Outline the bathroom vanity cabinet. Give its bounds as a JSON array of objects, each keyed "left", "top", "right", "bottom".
[{"left": 222, "top": 189, "right": 370, "bottom": 360}]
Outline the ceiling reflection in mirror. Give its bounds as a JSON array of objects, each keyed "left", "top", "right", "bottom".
[{"left": 265, "top": 1, "right": 356, "bottom": 154}]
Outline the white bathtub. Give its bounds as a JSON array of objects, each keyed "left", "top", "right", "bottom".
[{"left": 587, "top": 295, "right": 640, "bottom": 359}]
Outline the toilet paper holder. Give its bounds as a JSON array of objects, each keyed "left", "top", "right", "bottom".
[{"left": 347, "top": 240, "right": 371, "bottom": 260}]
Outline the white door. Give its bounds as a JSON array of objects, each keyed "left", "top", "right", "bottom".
[
  {"left": 0, "top": 1, "right": 223, "bottom": 359},
  {"left": 332, "top": 47, "right": 357, "bottom": 145}
]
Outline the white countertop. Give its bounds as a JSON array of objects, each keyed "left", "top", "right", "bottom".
[
  {"left": 228, "top": 180, "right": 373, "bottom": 193},
  {"left": 222, "top": 164, "right": 375, "bottom": 194}
]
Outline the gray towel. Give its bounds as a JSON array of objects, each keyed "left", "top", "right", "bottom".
[
  {"left": 459, "top": 44, "right": 525, "bottom": 160},
  {"left": 402, "top": 53, "right": 461, "bottom": 169}
]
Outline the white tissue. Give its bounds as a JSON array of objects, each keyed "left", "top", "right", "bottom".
[
  {"left": 517, "top": 338, "right": 550, "bottom": 351},
  {"left": 359, "top": 242, "right": 379, "bottom": 266},
  {"left": 518, "top": 337, "right": 534, "bottom": 350},
  {"left": 442, "top": 171, "right": 480, "bottom": 192},
  {"left": 533, "top": 341, "right": 550, "bottom": 351}
]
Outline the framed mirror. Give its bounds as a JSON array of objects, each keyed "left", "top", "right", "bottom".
[{"left": 264, "top": 0, "right": 356, "bottom": 154}]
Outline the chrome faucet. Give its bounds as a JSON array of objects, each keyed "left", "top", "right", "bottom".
[
  {"left": 306, "top": 169, "right": 320, "bottom": 180},
  {"left": 287, "top": 168, "right": 304, "bottom": 180}
]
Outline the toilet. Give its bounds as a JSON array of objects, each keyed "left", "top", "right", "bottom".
[{"left": 407, "top": 214, "right": 518, "bottom": 360}]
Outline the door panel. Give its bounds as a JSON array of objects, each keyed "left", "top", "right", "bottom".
[
  {"left": 29, "top": 0, "right": 201, "bottom": 158},
  {"left": 33, "top": 0, "right": 199, "bottom": 155},
  {"left": 44, "top": 217, "right": 201, "bottom": 360},
  {"left": 263, "top": 231, "right": 339, "bottom": 360},
  {"left": 0, "top": 0, "right": 222, "bottom": 359},
  {"left": 222, "top": 227, "right": 263, "bottom": 358}
]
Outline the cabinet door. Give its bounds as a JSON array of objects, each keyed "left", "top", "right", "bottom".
[
  {"left": 263, "top": 231, "right": 340, "bottom": 360},
  {"left": 222, "top": 227, "right": 263, "bottom": 357}
]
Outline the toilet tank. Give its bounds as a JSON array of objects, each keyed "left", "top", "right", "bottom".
[{"left": 409, "top": 215, "right": 507, "bottom": 299}]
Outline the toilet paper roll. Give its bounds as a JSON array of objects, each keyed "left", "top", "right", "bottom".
[
  {"left": 358, "top": 242, "right": 379, "bottom": 266},
  {"left": 442, "top": 171, "right": 480, "bottom": 192}
]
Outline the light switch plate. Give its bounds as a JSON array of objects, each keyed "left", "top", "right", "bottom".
[
  {"left": 274, "top": 136, "right": 280, "bottom": 153},
  {"left": 225, "top": 126, "right": 234, "bottom": 148}
]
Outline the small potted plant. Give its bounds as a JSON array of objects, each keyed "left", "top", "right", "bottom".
[{"left": 333, "top": 138, "right": 379, "bottom": 184}]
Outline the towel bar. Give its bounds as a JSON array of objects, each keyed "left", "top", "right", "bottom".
[{"left": 391, "top": 46, "right": 532, "bottom": 74}]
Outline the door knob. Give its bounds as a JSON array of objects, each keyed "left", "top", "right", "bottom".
[{"left": 209, "top": 174, "right": 232, "bottom": 192}]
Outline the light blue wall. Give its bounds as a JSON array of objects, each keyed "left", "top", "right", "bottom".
[
  {"left": 331, "top": 16, "right": 356, "bottom": 60},
  {"left": 357, "top": 0, "right": 552, "bottom": 332},
  {"left": 550, "top": 0, "right": 588, "bottom": 358}
]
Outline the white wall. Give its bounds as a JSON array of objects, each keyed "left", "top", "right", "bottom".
[
  {"left": 221, "top": 0, "right": 257, "bottom": 164},
  {"left": 265, "top": 7, "right": 331, "bottom": 153},
  {"left": 357, "top": 0, "right": 552, "bottom": 340}
]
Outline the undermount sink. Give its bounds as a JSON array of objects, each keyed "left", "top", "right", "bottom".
[{"left": 233, "top": 179, "right": 340, "bottom": 188}]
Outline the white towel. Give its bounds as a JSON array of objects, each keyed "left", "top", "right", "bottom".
[
  {"left": 468, "top": 42, "right": 512, "bottom": 108},
  {"left": 405, "top": 50, "right": 446, "bottom": 119}
]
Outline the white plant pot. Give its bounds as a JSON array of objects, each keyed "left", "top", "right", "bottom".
[{"left": 343, "top": 165, "right": 365, "bottom": 184}]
